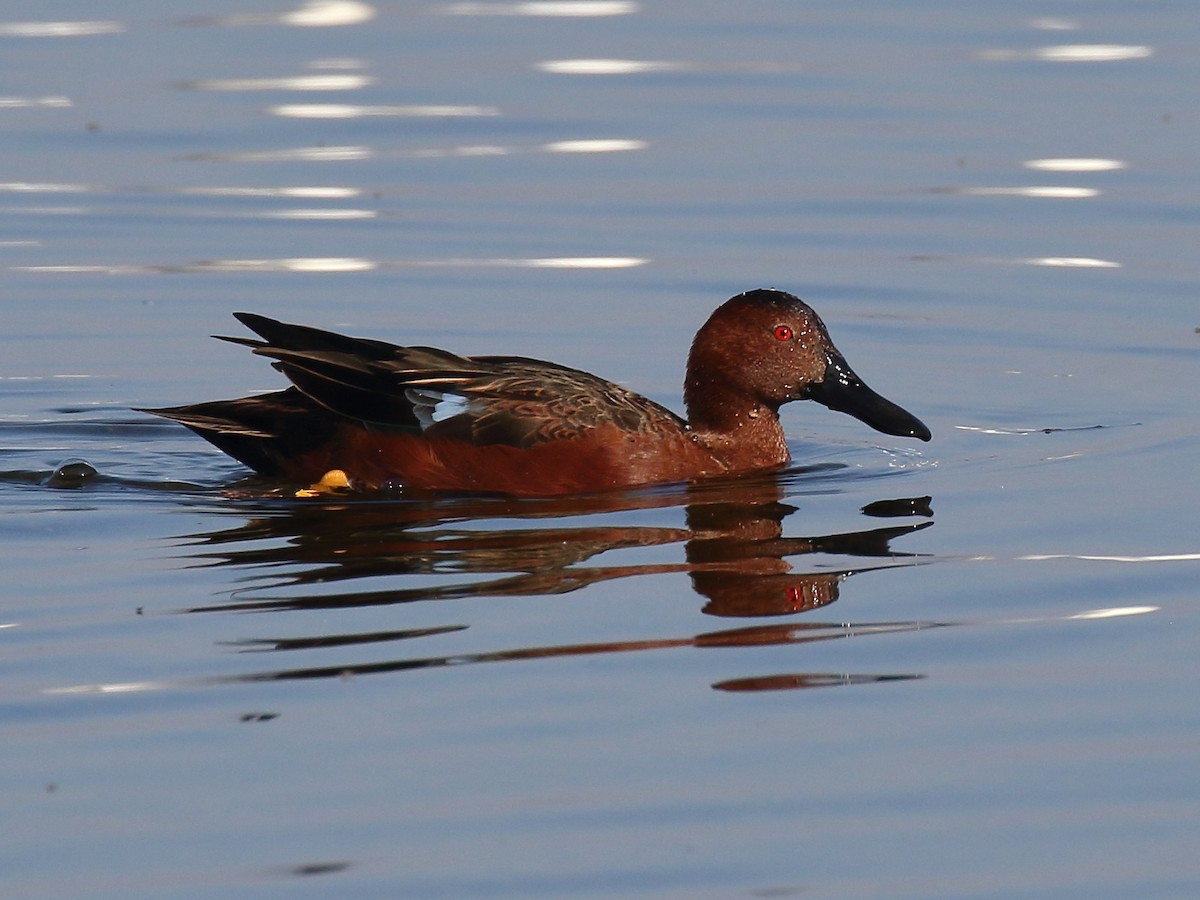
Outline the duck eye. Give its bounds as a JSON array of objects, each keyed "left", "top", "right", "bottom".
[{"left": 773, "top": 324, "right": 794, "bottom": 341}]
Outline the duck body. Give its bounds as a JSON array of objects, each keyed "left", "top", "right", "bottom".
[{"left": 145, "top": 290, "right": 930, "bottom": 496}]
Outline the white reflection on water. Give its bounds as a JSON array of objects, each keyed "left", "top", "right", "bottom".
[
  {"left": 270, "top": 103, "right": 499, "bottom": 118},
  {"left": 14, "top": 258, "right": 374, "bottom": 275},
  {"left": 544, "top": 139, "right": 647, "bottom": 153},
  {"left": 0, "top": 182, "right": 91, "bottom": 193},
  {"left": 1017, "top": 257, "right": 1120, "bottom": 268},
  {"left": 500, "top": 256, "right": 645, "bottom": 268},
  {"left": 198, "top": 257, "right": 377, "bottom": 272},
  {"left": 2, "top": 3, "right": 378, "bottom": 33},
  {"left": 183, "top": 145, "right": 373, "bottom": 162},
  {"left": 180, "top": 74, "right": 374, "bottom": 91},
  {"left": 537, "top": 59, "right": 689, "bottom": 75},
  {"left": 391, "top": 256, "right": 647, "bottom": 268},
  {"left": 1034, "top": 44, "right": 1153, "bottom": 62},
  {"left": 259, "top": 208, "right": 375, "bottom": 219},
  {"left": 1027, "top": 555, "right": 1200, "bottom": 564},
  {"left": 182, "top": 186, "right": 361, "bottom": 198},
  {"left": 1024, "top": 158, "right": 1126, "bottom": 172},
  {"left": 0, "top": 374, "right": 90, "bottom": 382},
  {"left": 0, "top": 183, "right": 362, "bottom": 199},
  {"left": 536, "top": 58, "right": 804, "bottom": 76},
  {"left": 440, "top": 1, "right": 637, "bottom": 15},
  {"left": 953, "top": 424, "right": 1143, "bottom": 437},
  {"left": 281, "top": 0, "right": 375, "bottom": 26},
  {"left": 14, "top": 257, "right": 648, "bottom": 274},
  {"left": 979, "top": 44, "right": 1153, "bottom": 63},
  {"left": 47, "top": 680, "right": 168, "bottom": 696},
  {"left": 0, "top": 20, "right": 123, "bottom": 37},
  {"left": 911, "top": 255, "right": 1119, "bottom": 269},
  {"left": 181, "top": 139, "right": 645, "bottom": 161},
  {"left": 0, "top": 96, "right": 72, "bottom": 109},
  {"left": 185, "top": 1, "right": 376, "bottom": 28},
  {"left": 961, "top": 186, "right": 1099, "bottom": 199}
]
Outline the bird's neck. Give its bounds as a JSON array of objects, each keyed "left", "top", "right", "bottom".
[{"left": 684, "top": 378, "right": 790, "bottom": 470}]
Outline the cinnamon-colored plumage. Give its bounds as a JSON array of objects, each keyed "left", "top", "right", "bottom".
[{"left": 144, "top": 289, "right": 930, "bottom": 495}]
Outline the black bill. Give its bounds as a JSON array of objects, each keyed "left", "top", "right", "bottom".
[{"left": 805, "top": 351, "right": 932, "bottom": 442}]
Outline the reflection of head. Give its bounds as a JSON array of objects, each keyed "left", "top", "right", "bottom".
[{"left": 695, "top": 571, "right": 844, "bottom": 617}]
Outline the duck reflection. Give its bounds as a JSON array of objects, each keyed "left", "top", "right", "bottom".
[
  {"left": 184, "top": 468, "right": 930, "bottom": 618},
  {"left": 174, "top": 467, "right": 934, "bottom": 693},
  {"left": 218, "top": 620, "right": 934, "bottom": 694},
  {"left": 685, "top": 487, "right": 931, "bottom": 617}
]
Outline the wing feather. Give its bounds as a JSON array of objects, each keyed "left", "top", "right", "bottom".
[{"left": 221, "top": 314, "right": 685, "bottom": 448}]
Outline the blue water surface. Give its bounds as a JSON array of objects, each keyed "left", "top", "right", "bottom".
[{"left": 2, "top": 2, "right": 1198, "bottom": 898}]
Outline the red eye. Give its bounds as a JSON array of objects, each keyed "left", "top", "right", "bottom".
[{"left": 773, "top": 324, "right": 793, "bottom": 341}]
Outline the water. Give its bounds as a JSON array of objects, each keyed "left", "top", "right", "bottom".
[{"left": 2, "top": 2, "right": 1199, "bottom": 897}]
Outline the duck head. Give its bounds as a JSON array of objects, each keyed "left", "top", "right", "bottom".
[{"left": 684, "top": 289, "right": 931, "bottom": 442}]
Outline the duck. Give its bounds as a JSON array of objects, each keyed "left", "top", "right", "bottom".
[{"left": 143, "top": 289, "right": 930, "bottom": 496}]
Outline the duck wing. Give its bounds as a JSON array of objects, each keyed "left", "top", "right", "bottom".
[{"left": 229, "top": 313, "right": 684, "bottom": 449}]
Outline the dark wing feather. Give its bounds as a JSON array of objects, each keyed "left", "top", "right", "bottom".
[
  {"left": 139, "top": 388, "right": 333, "bottom": 476},
  {"left": 228, "top": 311, "right": 402, "bottom": 360},
  {"left": 213, "top": 314, "right": 687, "bottom": 449},
  {"left": 247, "top": 345, "right": 475, "bottom": 431}
]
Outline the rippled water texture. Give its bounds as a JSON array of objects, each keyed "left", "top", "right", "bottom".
[{"left": 2, "top": 2, "right": 1198, "bottom": 898}]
